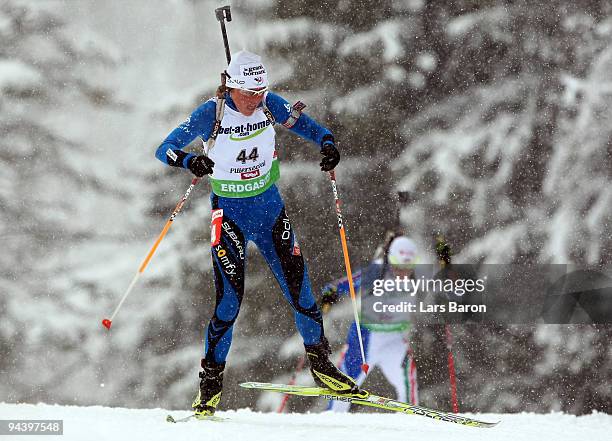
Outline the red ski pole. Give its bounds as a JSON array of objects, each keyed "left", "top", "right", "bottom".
[
  {"left": 436, "top": 234, "right": 459, "bottom": 412},
  {"left": 277, "top": 355, "right": 306, "bottom": 413},
  {"left": 445, "top": 324, "right": 459, "bottom": 413}
]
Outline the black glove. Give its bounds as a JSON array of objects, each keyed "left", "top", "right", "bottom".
[
  {"left": 320, "top": 142, "right": 340, "bottom": 172},
  {"left": 188, "top": 155, "right": 215, "bottom": 177},
  {"left": 320, "top": 284, "right": 339, "bottom": 313},
  {"left": 435, "top": 236, "right": 452, "bottom": 265}
]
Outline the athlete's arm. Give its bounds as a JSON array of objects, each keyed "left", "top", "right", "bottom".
[
  {"left": 155, "top": 99, "right": 217, "bottom": 168},
  {"left": 322, "top": 269, "right": 363, "bottom": 298},
  {"left": 265, "top": 92, "right": 333, "bottom": 146}
]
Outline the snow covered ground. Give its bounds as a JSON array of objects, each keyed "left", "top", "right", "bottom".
[{"left": 0, "top": 403, "right": 609, "bottom": 441}]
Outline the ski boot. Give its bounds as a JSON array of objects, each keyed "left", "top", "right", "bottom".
[
  {"left": 305, "top": 337, "right": 368, "bottom": 399},
  {"left": 192, "top": 359, "right": 224, "bottom": 418}
]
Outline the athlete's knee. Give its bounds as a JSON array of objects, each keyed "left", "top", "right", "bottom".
[{"left": 215, "top": 292, "right": 241, "bottom": 323}]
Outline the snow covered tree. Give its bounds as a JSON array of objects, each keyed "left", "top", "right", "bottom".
[
  {"left": 0, "top": 0, "right": 131, "bottom": 403},
  {"left": 4, "top": 0, "right": 608, "bottom": 414},
  {"left": 394, "top": 0, "right": 612, "bottom": 264},
  {"left": 237, "top": 0, "right": 612, "bottom": 414}
]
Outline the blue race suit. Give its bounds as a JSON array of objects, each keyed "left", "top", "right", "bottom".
[{"left": 156, "top": 92, "right": 331, "bottom": 363}]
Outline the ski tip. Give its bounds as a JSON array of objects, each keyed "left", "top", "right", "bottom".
[
  {"left": 102, "top": 318, "right": 112, "bottom": 330},
  {"left": 361, "top": 363, "right": 370, "bottom": 374},
  {"left": 469, "top": 419, "right": 500, "bottom": 428}
]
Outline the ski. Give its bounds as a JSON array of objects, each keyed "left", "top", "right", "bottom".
[
  {"left": 166, "top": 413, "right": 226, "bottom": 423},
  {"left": 240, "top": 382, "right": 499, "bottom": 428}
]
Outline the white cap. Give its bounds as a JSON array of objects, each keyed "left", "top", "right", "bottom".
[
  {"left": 388, "top": 236, "right": 418, "bottom": 266},
  {"left": 225, "top": 50, "right": 269, "bottom": 91}
]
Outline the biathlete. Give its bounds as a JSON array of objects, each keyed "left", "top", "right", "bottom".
[
  {"left": 155, "top": 50, "right": 365, "bottom": 418},
  {"left": 321, "top": 234, "right": 421, "bottom": 411}
]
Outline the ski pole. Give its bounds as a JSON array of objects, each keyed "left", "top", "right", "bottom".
[
  {"left": 445, "top": 324, "right": 459, "bottom": 412},
  {"left": 102, "top": 178, "right": 200, "bottom": 330},
  {"left": 277, "top": 355, "right": 306, "bottom": 413},
  {"left": 327, "top": 170, "right": 369, "bottom": 374},
  {"left": 435, "top": 234, "right": 459, "bottom": 412}
]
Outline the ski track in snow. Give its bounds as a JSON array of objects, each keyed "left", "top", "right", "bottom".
[{"left": 0, "top": 403, "right": 610, "bottom": 441}]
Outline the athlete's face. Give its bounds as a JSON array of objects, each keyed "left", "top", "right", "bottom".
[{"left": 230, "top": 88, "right": 266, "bottom": 116}]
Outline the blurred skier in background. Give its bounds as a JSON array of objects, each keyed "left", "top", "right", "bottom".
[
  {"left": 321, "top": 232, "right": 420, "bottom": 411},
  {"left": 155, "top": 50, "right": 364, "bottom": 418}
]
